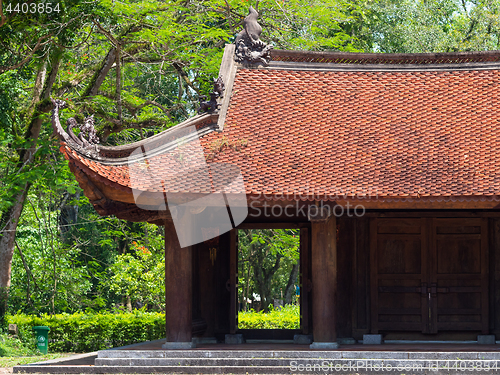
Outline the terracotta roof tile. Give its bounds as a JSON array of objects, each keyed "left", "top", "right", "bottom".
[
  {"left": 61, "top": 64, "right": 500, "bottom": 202},
  {"left": 195, "top": 67, "right": 500, "bottom": 200}
]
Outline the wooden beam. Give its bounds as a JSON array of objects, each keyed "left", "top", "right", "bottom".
[
  {"left": 165, "top": 219, "right": 192, "bottom": 343},
  {"left": 335, "top": 200, "right": 499, "bottom": 210},
  {"left": 366, "top": 211, "right": 500, "bottom": 218},
  {"left": 310, "top": 213, "right": 337, "bottom": 343},
  {"left": 237, "top": 222, "right": 309, "bottom": 229}
]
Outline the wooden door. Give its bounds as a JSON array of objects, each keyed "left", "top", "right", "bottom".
[
  {"left": 371, "top": 217, "right": 488, "bottom": 334},
  {"left": 431, "top": 218, "right": 489, "bottom": 334},
  {"left": 371, "top": 218, "right": 429, "bottom": 333}
]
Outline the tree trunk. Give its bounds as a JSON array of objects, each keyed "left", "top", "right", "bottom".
[
  {"left": 253, "top": 250, "right": 282, "bottom": 312},
  {"left": 0, "top": 190, "right": 27, "bottom": 322},
  {"left": 126, "top": 295, "right": 132, "bottom": 312},
  {"left": 284, "top": 262, "right": 300, "bottom": 305},
  {"left": 59, "top": 191, "right": 80, "bottom": 241},
  {"left": 0, "top": 50, "right": 61, "bottom": 319}
]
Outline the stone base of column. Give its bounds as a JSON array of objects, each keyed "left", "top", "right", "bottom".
[
  {"left": 338, "top": 337, "right": 356, "bottom": 345},
  {"left": 225, "top": 334, "right": 245, "bottom": 344},
  {"left": 363, "top": 334, "right": 383, "bottom": 345},
  {"left": 192, "top": 337, "right": 218, "bottom": 345},
  {"left": 293, "top": 334, "right": 312, "bottom": 345},
  {"left": 477, "top": 335, "right": 496, "bottom": 345},
  {"left": 309, "top": 342, "right": 339, "bottom": 349},
  {"left": 162, "top": 341, "right": 195, "bottom": 349}
]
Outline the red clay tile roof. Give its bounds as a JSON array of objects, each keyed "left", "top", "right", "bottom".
[
  {"left": 200, "top": 67, "right": 500, "bottom": 201},
  {"left": 60, "top": 50, "right": 500, "bottom": 203}
]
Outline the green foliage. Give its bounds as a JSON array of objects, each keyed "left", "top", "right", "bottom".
[
  {"left": 9, "top": 189, "right": 166, "bottom": 314},
  {"left": 370, "top": 0, "right": 500, "bottom": 53},
  {"left": 238, "top": 305, "right": 300, "bottom": 329},
  {"left": 238, "top": 229, "right": 299, "bottom": 313},
  {"left": 103, "top": 234, "right": 165, "bottom": 311},
  {"left": 3, "top": 0, "right": 500, "bottom": 321},
  {"left": 6, "top": 311, "right": 165, "bottom": 352},
  {"left": 262, "top": 0, "right": 372, "bottom": 51},
  {"left": 0, "top": 332, "right": 40, "bottom": 357},
  {"left": 8, "top": 186, "right": 94, "bottom": 314}
]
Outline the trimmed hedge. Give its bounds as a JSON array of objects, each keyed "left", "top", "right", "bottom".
[
  {"left": 238, "top": 305, "right": 300, "bottom": 329},
  {"left": 6, "top": 306, "right": 299, "bottom": 352},
  {"left": 7, "top": 311, "right": 165, "bottom": 352}
]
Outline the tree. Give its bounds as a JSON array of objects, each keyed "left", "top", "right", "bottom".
[
  {"left": 0, "top": 0, "right": 378, "bottom": 318},
  {"left": 103, "top": 232, "right": 165, "bottom": 312},
  {"left": 369, "top": 0, "right": 500, "bottom": 53},
  {"left": 238, "top": 229, "right": 299, "bottom": 312},
  {"left": 0, "top": 0, "right": 104, "bottom": 319}
]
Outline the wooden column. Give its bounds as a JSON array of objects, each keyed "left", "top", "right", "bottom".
[
  {"left": 229, "top": 229, "right": 237, "bottom": 334},
  {"left": 310, "top": 209, "right": 338, "bottom": 348},
  {"left": 164, "top": 219, "right": 192, "bottom": 347}
]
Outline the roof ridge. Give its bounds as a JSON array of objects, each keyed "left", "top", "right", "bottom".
[{"left": 271, "top": 49, "right": 500, "bottom": 65}]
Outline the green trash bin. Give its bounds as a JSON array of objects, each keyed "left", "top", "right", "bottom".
[{"left": 33, "top": 326, "right": 50, "bottom": 354}]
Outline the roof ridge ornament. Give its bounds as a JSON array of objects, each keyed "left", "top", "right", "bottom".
[
  {"left": 234, "top": 6, "right": 273, "bottom": 66},
  {"left": 198, "top": 75, "right": 225, "bottom": 114},
  {"left": 51, "top": 98, "right": 100, "bottom": 158}
]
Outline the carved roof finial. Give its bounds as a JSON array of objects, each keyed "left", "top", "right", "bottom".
[
  {"left": 51, "top": 98, "right": 100, "bottom": 158},
  {"left": 234, "top": 6, "right": 273, "bottom": 66},
  {"left": 198, "top": 75, "right": 225, "bottom": 114}
]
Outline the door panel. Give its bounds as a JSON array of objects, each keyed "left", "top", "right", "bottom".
[
  {"left": 371, "top": 217, "right": 488, "bottom": 334},
  {"left": 431, "top": 218, "right": 488, "bottom": 333},
  {"left": 370, "top": 218, "right": 428, "bottom": 333}
]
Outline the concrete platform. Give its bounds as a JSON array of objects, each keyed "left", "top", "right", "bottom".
[{"left": 13, "top": 340, "right": 500, "bottom": 374}]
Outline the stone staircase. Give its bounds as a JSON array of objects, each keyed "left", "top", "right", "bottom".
[
  {"left": 95, "top": 349, "right": 332, "bottom": 373},
  {"left": 14, "top": 347, "right": 500, "bottom": 374},
  {"left": 93, "top": 349, "right": 500, "bottom": 374}
]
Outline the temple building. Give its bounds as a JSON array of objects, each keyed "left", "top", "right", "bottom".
[{"left": 52, "top": 10, "right": 500, "bottom": 349}]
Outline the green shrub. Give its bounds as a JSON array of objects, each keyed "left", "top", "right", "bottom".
[
  {"left": 0, "top": 333, "right": 40, "bottom": 357},
  {"left": 6, "top": 311, "right": 165, "bottom": 352},
  {"left": 238, "top": 304, "right": 300, "bottom": 329}
]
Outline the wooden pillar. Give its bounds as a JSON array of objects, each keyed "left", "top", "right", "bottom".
[
  {"left": 163, "top": 219, "right": 193, "bottom": 348},
  {"left": 309, "top": 208, "right": 338, "bottom": 348},
  {"left": 229, "top": 229, "right": 237, "bottom": 334}
]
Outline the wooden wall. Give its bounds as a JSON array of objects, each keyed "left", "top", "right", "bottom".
[
  {"left": 192, "top": 231, "right": 231, "bottom": 340},
  {"left": 338, "top": 214, "right": 500, "bottom": 340},
  {"left": 489, "top": 218, "right": 500, "bottom": 338},
  {"left": 191, "top": 213, "right": 500, "bottom": 341},
  {"left": 337, "top": 216, "right": 370, "bottom": 340}
]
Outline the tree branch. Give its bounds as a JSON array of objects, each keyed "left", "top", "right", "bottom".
[
  {"left": 172, "top": 62, "right": 201, "bottom": 96},
  {"left": 99, "top": 116, "right": 169, "bottom": 140},
  {"left": 0, "top": 34, "right": 53, "bottom": 74},
  {"left": 15, "top": 240, "right": 41, "bottom": 293},
  {"left": 81, "top": 47, "right": 117, "bottom": 97}
]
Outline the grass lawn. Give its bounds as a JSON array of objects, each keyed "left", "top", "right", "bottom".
[
  {"left": 0, "top": 353, "right": 69, "bottom": 367},
  {"left": 0, "top": 333, "right": 70, "bottom": 368}
]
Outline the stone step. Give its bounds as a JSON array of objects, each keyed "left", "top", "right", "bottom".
[
  {"left": 14, "top": 349, "right": 500, "bottom": 374},
  {"left": 95, "top": 357, "right": 339, "bottom": 366},
  {"left": 97, "top": 349, "right": 342, "bottom": 359},
  {"left": 15, "top": 360, "right": 500, "bottom": 375},
  {"left": 14, "top": 365, "right": 291, "bottom": 374},
  {"left": 97, "top": 349, "right": 500, "bottom": 360},
  {"left": 94, "top": 355, "right": 500, "bottom": 367}
]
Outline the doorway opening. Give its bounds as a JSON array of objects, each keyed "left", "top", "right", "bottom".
[{"left": 237, "top": 229, "right": 300, "bottom": 331}]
